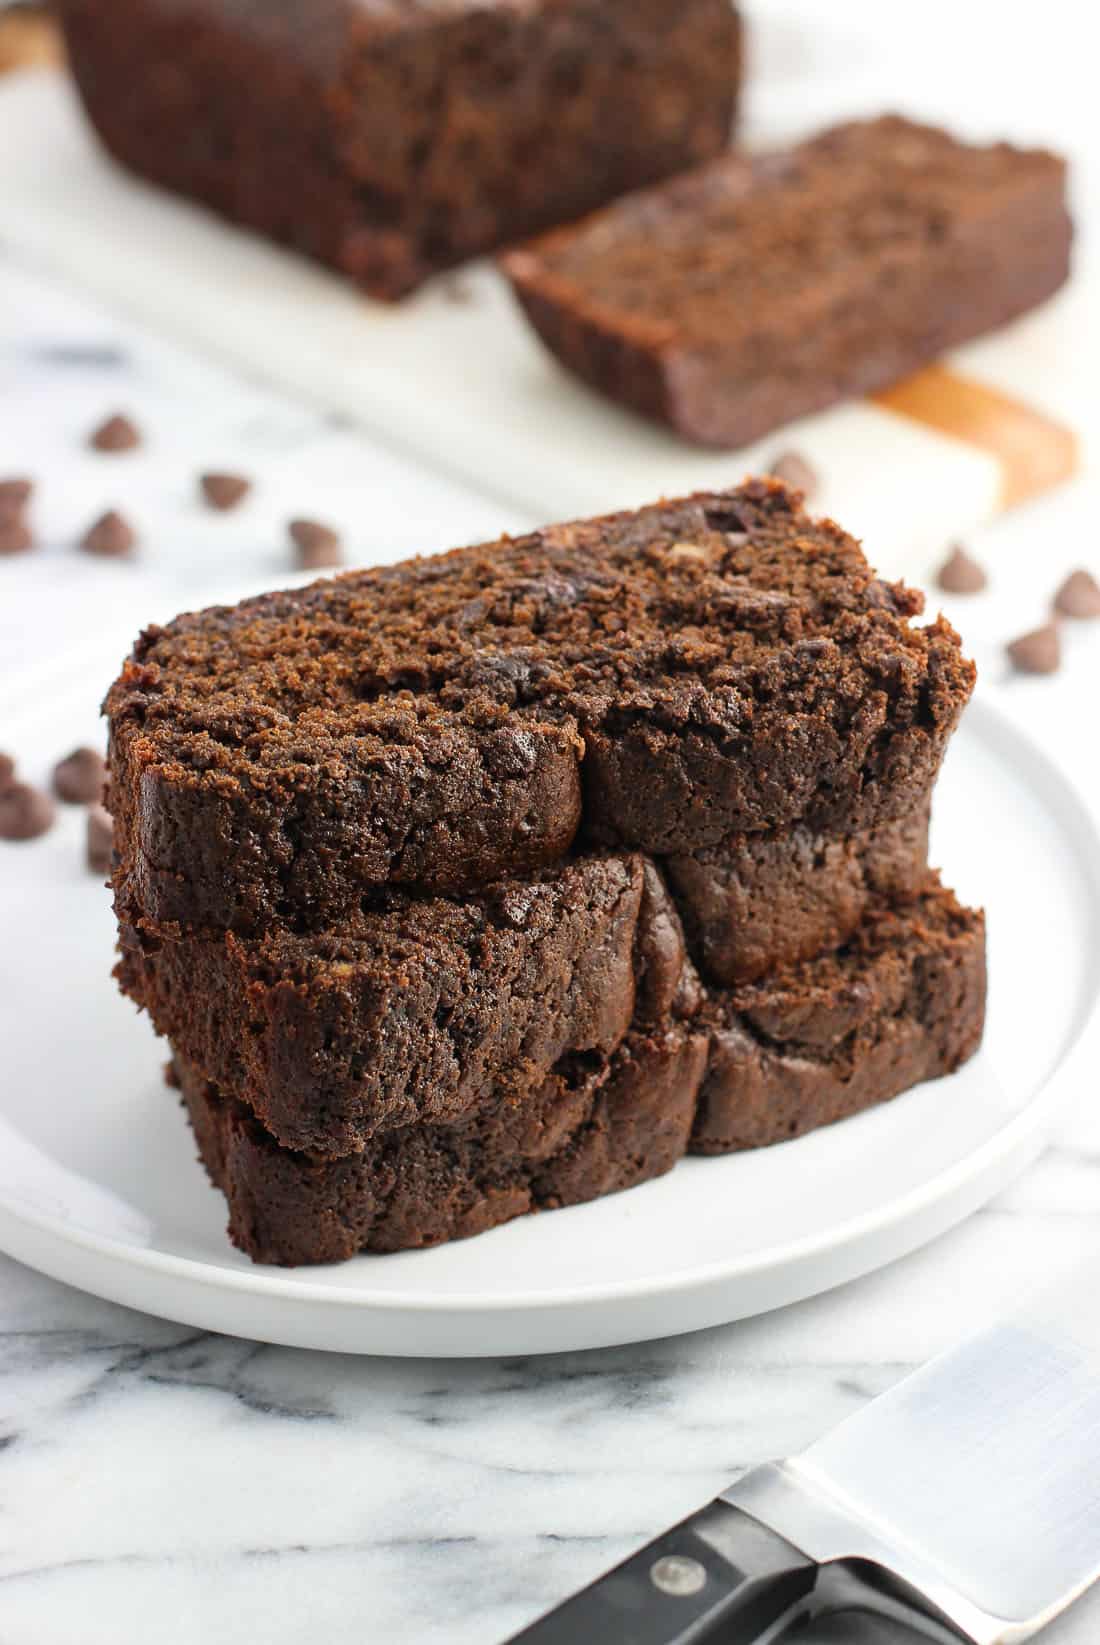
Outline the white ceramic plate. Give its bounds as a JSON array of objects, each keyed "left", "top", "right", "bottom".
[{"left": 1, "top": 679, "right": 1098, "bottom": 1357}]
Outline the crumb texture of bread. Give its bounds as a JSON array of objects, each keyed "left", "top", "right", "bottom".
[
  {"left": 56, "top": 0, "right": 740, "bottom": 300},
  {"left": 502, "top": 116, "right": 1072, "bottom": 445}
]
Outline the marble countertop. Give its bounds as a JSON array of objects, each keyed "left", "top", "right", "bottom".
[{"left": 3, "top": 5, "right": 1100, "bottom": 1634}]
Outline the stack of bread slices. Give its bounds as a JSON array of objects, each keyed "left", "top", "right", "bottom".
[{"left": 105, "top": 479, "right": 985, "bottom": 1265}]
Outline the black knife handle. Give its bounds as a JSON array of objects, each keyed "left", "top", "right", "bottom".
[
  {"left": 504, "top": 1497, "right": 816, "bottom": 1644},
  {"left": 788, "top": 1613, "right": 947, "bottom": 1644}
]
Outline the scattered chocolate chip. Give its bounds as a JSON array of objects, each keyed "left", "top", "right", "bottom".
[
  {"left": 702, "top": 503, "right": 750, "bottom": 535},
  {"left": 1053, "top": 568, "right": 1100, "bottom": 620},
  {"left": 767, "top": 451, "right": 819, "bottom": 502},
  {"left": 0, "top": 518, "right": 33, "bottom": 555},
  {"left": 0, "top": 477, "right": 32, "bottom": 517},
  {"left": 0, "top": 752, "right": 15, "bottom": 791},
  {"left": 80, "top": 509, "right": 137, "bottom": 557},
  {"left": 936, "top": 544, "right": 987, "bottom": 595},
  {"left": 200, "top": 471, "right": 252, "bottom": 511},
  {"left": 1007, "top": 622, "right": 1061, "bottom": 676},
  {"left": 53, "top": 746, "right": 106, "bottom": 805},
  {"left": 89, "top": 412, "right": 141, "bottom": 452},
  {"left": 85, "top": 803, "right": 114, "bottom": 874},
  {"left": 289, "top": 518, "right": 343, "bottom": 570},
  {"left": 0, "top": 782, "right": 55, "bottom": 841}
]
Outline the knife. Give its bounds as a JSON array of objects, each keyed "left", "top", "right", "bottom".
[{"left": 506, "top": 1275, "right": 1100, "bottom": 1643}]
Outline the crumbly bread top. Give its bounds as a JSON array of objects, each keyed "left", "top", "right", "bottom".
[
  {"left": 104, "top": 478, "right": 971, "bottom": 781},
  {"left": 503, "top": 117, "right": 1068, "bottom": 347}
]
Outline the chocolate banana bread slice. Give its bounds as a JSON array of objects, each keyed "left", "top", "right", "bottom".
[
  {"left": 502, "top": 116, "right": 1072, "bottom": 446},
  {"left": 693, "top": 878, "right": 986, "bottom": 1153},
  {"left": 172, "top": 877, "right": 984, "bottom": 1265},
  {"left": 173, "top": 1026, "right": 708, "bottom": 1265},
  {"left": 105, "top": 480, "right": 973, "bottom": 935},
  {"left": 118, "top": 855, "right": 701, "bottom": 1157},
  {"left": 57, "top": 0, "right": 740, "bottom": 301}
]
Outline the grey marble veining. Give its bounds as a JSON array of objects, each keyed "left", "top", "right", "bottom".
[{"left": 2, "top": 1138, "right": 1100, "bottom": 1645}]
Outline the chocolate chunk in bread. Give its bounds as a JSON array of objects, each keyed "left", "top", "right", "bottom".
[{"left": 502, "top": 117, "right": 1071, "bottom": 446}]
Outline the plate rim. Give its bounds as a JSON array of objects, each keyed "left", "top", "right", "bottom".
[{"left": 2, "top": 693, "right": 1098, "bottom": 1345}]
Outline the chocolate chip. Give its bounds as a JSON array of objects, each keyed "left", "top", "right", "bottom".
[
  {"left": 0, "top": 752, "right": 15, "bottom": 791},
  {"left": 0, "top": 782, "right": 55, "bottom": 841},
  {"left": 1053, "top": 568, "right": 1100, "bottom": 620},
  {"left": 200, "top": 472, "right": 252, "bottom": 511},
  {"left": 0, "top": 518, "right": 33, "bottom": 555},
  {"left": 0, "top": 476, "right": 32, "bottom": 517},
  {"left": 80, "top": 510, "right": 137, "bottom": 557},
  {"left": 85, "top": 803, "right": 114, "bottom": 874},
  {"left": 53, "top": 745, "right": 106, "bottom": 805},
  {"left": 936, "top": 544, "right": 988, "bottom": 595},
  {"left": 1006, "top": 622, "right": 1061, "bottom": 676},
  {"left": 702, "top": 502, "right": 751, "bottom": 536},
  {"left": 89, "top": 413, "right": 141, "bottom": 452},
  {"left": 767, "top": 451, "right": 819, "bottom": 502},
  {"left": 289, "top": 518, "right": 343, "bottom": 569}
]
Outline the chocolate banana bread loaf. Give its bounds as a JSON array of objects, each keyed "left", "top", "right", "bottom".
[
  {"left": 172, "top": 878, "right": 985, "bottom": 1265},
  {"left": 57, "top": 0, "right": 741, "bottom": 301},
  {"left": 502, "top": 116, "right": 1072, "bottom": 446},
  {"left": 105, "top": 480, "right": 973, "bottom": 936}
]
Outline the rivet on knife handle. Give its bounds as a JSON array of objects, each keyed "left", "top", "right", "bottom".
[{"left": 503, "top": 1497, "right": 815, "bottom": 1644}]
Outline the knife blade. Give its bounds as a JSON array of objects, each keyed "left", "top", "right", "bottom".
[{"left": 506, "top": 1272, "right": 1100, "bottom": 1645}]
